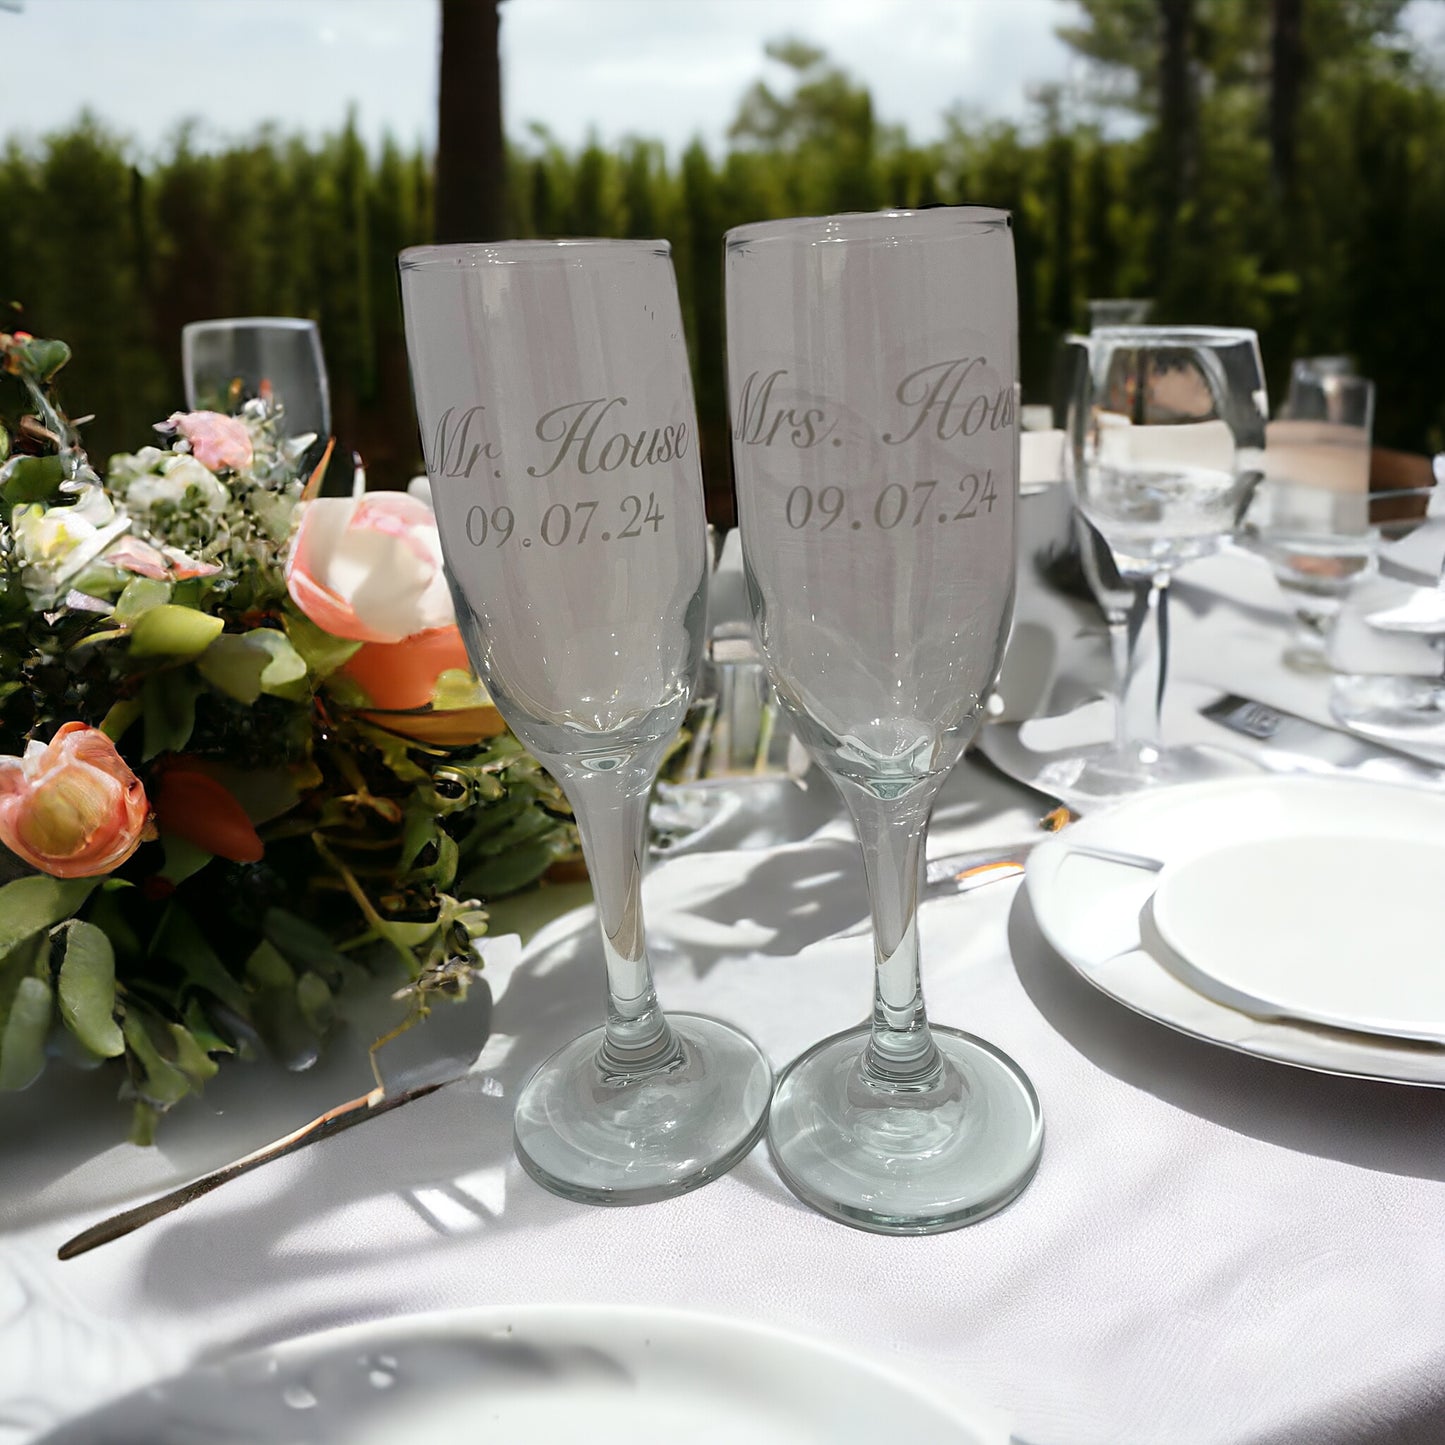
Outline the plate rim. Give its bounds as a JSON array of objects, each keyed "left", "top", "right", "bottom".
[
  {"left": 91, "top": 1301, "right": 1001, "bottom": 1445},
  {"left": 1024, "top": 774, "right": 1445, "bottom": 1087}
]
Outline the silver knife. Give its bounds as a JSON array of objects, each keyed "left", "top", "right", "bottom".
[{"left": 1200, "top": 692, "right": 1445, "bottom": 786}]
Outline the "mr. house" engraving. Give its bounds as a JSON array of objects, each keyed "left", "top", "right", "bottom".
[
  {"left": 427, "top": 406, "right": 501, "bottom": 478},
  {"left": 526, "top": 397, "right": 689, "bottom": 478}
]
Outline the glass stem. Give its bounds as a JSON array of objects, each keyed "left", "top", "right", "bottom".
[
  {"left": 836, "top": 775, "right": 945, "bottom": 1092},
  {"left": 551, "top": 749, "right": 680, "bottom": 1081},
  {"left": 1120, "top": 574, "right": 1170, "bottom": 754}
]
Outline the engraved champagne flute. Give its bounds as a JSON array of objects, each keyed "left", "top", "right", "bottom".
[
  {"left": 726, "top": 207, "right": 1043, "bottom": 1234},
  {"left": 400, "top": 239, "right": 771, "bottom": 1204}
]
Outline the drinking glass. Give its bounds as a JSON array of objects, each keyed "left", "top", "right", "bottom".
[
  {"left": 182, "top": 317, "right": 331, "bottom": 440},
  {"left": 1087, "top": 297, "right": 1154, "bottom": 330},
  {"left": 1065, "top": 325, "right": 1268, "bottom": 793},
  {"left": 1282, "top": 355, "right": 1358, "bottom": 418},
  {"left": 1250, "top": 372, "right": 1375, "bottom": 669},
  {"left": 399, "top": 240, "right": 771, "bottom": 1204},
  {"left": 726, "top": 207, "right": 1043, "bottom": 1234}
]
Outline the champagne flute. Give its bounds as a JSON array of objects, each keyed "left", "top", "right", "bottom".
[
  {"left": 1064, "top": 325, "right": 1268, "bottom": 793},
  {"left": 400, "top": 240, "right": 771, "bottom": 1204},
  {"left": 726, "top": 207, "right": 1043, "bottom": 1234}
]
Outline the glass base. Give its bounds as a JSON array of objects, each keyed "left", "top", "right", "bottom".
[
  {"left": 1033, "top": 740, "right": 1255, "bottom": 810},
  {"left": 767, "top": 1024, "right": 1043, "bottom": 1235},
  {"left": 1331, "top": 673, "right": 1445, "bottom": 746},
  {"left": 513, "top": 1013, "right": 772, "bottom": 1206}
]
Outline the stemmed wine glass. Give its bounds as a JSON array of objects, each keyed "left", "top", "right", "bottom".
[
  {"left": 726, "top": 207, "right": 1043, "bottom": 1234},
  {"left": 399, "top": 239, "right": 771, "bottom": 1204},
  {"left": 1062, "top": 325, "right": 1268, "bottom": 796},
  {"left": 182, "top": 317, "right": 331, "bottom": 441}
]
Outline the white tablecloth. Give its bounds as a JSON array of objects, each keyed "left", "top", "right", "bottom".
[{"left": 4, "top": 552, "right": 1445, "bottom": 1445}]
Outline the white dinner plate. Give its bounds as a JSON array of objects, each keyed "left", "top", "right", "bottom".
[
  {"left": 37, "top": 1304, "right": 999, "bottom": 1445},
  {"left": 1025, "top": 775, "right": 1445, "bottom": 1087},
  {"left": 1152, "top": 834, "right": 1445, "bottom": 1044}
]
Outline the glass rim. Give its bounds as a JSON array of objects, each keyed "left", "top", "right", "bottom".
[
  {"left": 1088, "top": 325, "right": 1259, "bottom": 346},
  {"left": 181, "top": 317, "right": 320, "bottom": 333},
  {"left": 399, "top": 238, "right": 670, "bottom": 269},
  {"left": 724, "top": 205, "right": 1010, "bottom": 249}
]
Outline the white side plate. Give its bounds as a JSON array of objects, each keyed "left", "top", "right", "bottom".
[{"left": 1153, "top": 835, "right": 1445, "bottom": 1043}]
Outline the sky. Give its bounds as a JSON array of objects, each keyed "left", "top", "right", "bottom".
[{"left": 2, "top": 0, "right": 1092, "bottom": 157}]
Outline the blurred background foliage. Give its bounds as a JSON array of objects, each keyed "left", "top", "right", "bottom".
[{"left": 1, "top": 0, "right": 1441, "bottom": 522}]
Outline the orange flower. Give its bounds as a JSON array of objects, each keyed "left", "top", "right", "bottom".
[
  {"left": 152, "top": 763, "right": 263, "bottom": 863},
  {"left": 341, "top": 625, "right": 472, "bottom": 711},
  {"left": 0, "top": 723, "right": 152, "bottom": 878}
]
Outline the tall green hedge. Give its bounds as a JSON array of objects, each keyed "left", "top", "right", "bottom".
[{"left": 4, "top": 53, "right": 1443, "bottom": 523}]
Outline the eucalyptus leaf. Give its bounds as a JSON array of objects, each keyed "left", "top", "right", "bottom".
[
  {"left": 459, "top": 838, "right": 562, "bottom": 900},
  {"left": 150, "top": 905, "right": 250, "bottom": 1016},
  {"left": 114, "top": 576, "right": 172, "bottom": 624},
  {"left": 57, "top": 920, "right": 124, "bottom": 1058},
  {"left": 198, "top": 628, "right": 308, "bottom": 704},
  {"left": 0, "top": 875, "right": 96, "bottom": 956},
  {"left": 1, "top": 453, "right": 66, "bottom": 504},
  {"left": 16, "top": 336, "right": 70, "bottom": 381},
  {"left": 0, "top": 976, "right": 53, "bottom": 1090},
  {"left": 99, "top": 696, "right": 143, "bottom": 743},
  {"left": 167, "top": 1021, "right": 219, "bottom": 1087},
  {"left": 129, "top": 604, "right": 224, "bottom": 660},
  {"left": 263, "top": 908, "right": 347, "bottom": 980},
  {"left": 141, "top": 670, "right": 198, "bottom": 760},
  {"left": 246, "top": 939, "right": 296, "bottom": 990},
  {"left": 121, "top": 1010, "right": 192, "bottom": 1108},
  {"left": 283, "top": 606, "right": 362, "bottom": 679},
  {"left": 183, "top": 998, "right": 235, "bottom": 1056},
  {"left": 295, "top": 971, "right": 335, "bottom": 1035}
]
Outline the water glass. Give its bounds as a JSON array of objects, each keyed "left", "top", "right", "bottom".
[
  {"left": 400, "top": 239, "right": 770, "bottom": 1204},
  {"left": 182, "top": 317, "right": 331, "bottom": 440},
  {"left": 1064, "top": 325, "right": 1267, "bottom": 794},
  {"left": 726, "top": 207, "right": 1043, "bottom": 1234}
]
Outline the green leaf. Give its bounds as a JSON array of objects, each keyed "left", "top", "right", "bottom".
[
  {"left": 295, "top": 971, "right": 335, "bottom": 1035},
  {"left": 246, "top": 939, "right": 295, "bottom": 990},
  {"left": 150, "top": 905, "right": 250, "bottom": 1016},
  {"left": 0, "top": 875, "right": 96, "bottom": 956},
  {"left": 458, "top": 838, "right": 563, "bottom": 899},
  {"left": 128, "top": 604, "right": 224, "bottom": 660},
  {"left": 263, "top": 907, "right": 347, "bottom": 979},
  {"left": 0, "top": 422, "right": 9, "bottom": 465},
  {"left": 0, "top": 976, "right": 53, "bottom": 1090},
  {"left": 283, "top": 605, "right": 362, "bottom": 679},
  {"left": 113, "top": 576, "right": 172, "bottom": 624},
  {"left": 1, "top": 453, "right": 66, "bottom": 504},
  {"left": 15, "top": 336, "right": 70, "bottom": 381},
  {"left": 197, "top": 628, "right": 309, "bottom": 704},
  {"left": 183, "top": 998, "right": 235, "bottom": 1056},
  {"left": 167, "top": 1020, "right": 219, "bottom": 1087},
  {"left": 160, "top": 834, "right": 212, "bottom": 885},
  {"left": 121, "top": 1009, "right": 192, "bottom": 1108},
  {"left": 141, "top": 670, "right": 198, "bottom": 760},
  {"left": 98, "top": 696, "right": 143, "bottom": 744},
  {"left": 57, "top": 920, "right": 123, "bottom": 1058}
]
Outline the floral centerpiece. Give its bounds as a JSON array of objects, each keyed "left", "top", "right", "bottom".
[{"left": 0, "top": 329, "right": 574, "bottom": 1141}]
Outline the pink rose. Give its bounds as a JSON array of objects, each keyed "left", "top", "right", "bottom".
[
  {"left": 167, "top": 411, "right": 253, "bottom": 472},
  {"left": 0, "top": 723, "right": 153, "bottom": 878},
  {"left": 285, "top": 492, "right": 453, "bottom": 644}
]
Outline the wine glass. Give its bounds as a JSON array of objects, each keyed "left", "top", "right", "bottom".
[
  {"left": 1250, "top": 370, "right": 1376, "bottom": 669},
  {"left": 1063, "top": 325, "right": 1268, "bottom": 795},
  {"left": 726, "top": 207, "right": 1043, "bottom": 1234},
  {"left": 182, "top": 317, "right": 331, "bottom": 440},
  {"left": 399, "top": 239, "right": 771, "bottom": 1204}
]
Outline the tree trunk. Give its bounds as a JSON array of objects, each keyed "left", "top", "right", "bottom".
[
  {"left": 1269, "top": 0, "right": 1305, "bottom": 198},
  {"left": 435, "top": 0, "right": 506, "bottom": 243},
  {"left": 1154, "top": 0, "right": 1196, "bottom": 289}
]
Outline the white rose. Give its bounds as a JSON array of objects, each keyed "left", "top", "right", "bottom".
[{"left": 125, "top": 455, "right": 229, "bottom": 514}]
